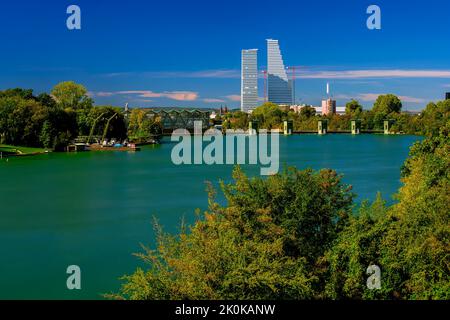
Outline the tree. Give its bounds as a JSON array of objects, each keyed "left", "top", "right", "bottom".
[
  {"left": 373, "top": 111, "right": 387, "bottom": 130},
  {"left": 0, "top": 88, "right": 78, "bottom": 149},
  {"left": 36, "top": 93, "right": 57, "bottom": 109},
  {"left": 77, "top": 106, "right": 127, "bottom": 141},
  {"left": 228, "top": 111, "right": 248, "bottom": 130},
  {"left": 127, "top": 109, "right": 161, "bottom": 142},
  {"left": 0, "top": 96, "right": 48, "bottom": 146},
  {"left": 384, "top": 131, "right": 449, "bottom": 299},
  {"left": 0, "top": 88, "right": 35, "bottom": 100},
  {"left": 51, "top": 81, "right": 93, "bottom": 110},
  {"left": 372, "top": 94, "right": 402, "bottom": 115},
  {"left": 113, "top": 166, "right": 355, "bottom": 300},
  {"left": 300, "top": 105, "right": 316, "bottom": 118},
  {"left": 39, "top": 120, "right": 56, "bottom": 149},
  {"left": 251, "top": 102, "right": 286, "bottom": 129},
  {"left": 325, "top": 131, "right": 449, "bottom": 300},
  {"left": 417, "top": 100, "right": 450, "bottom": 137},
  {"left": 323, "top": 194, "right": 392, "bottom": 299},
  {"left": 345, "top": 100, "right": 363, "bottom": 116},
  {"left": 43, "top": 108, "right": 78, "bottom": 150}
]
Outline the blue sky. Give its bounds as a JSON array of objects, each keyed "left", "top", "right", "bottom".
[{"left": 0, "top": 0, "right": 449, "bottom": 110}]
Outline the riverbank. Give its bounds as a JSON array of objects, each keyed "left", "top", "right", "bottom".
[{"left": 0, "top": 144, "right": 49, "bottom": 158}]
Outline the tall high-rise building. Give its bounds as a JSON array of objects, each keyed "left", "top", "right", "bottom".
[
  {"left": 267, "top": 39, "right": 293, "bottom": 105},
  {"left": 241, "top": 49, "right": 258, "bottom": 113}
]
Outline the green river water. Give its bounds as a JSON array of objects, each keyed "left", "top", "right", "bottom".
[{"left": 0, "top": 134, "right": 421, "bottom": 299}]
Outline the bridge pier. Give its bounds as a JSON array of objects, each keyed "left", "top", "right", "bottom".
[
  {"left": 248, "top": 121, "right": 258, "bottom": 135},
  {"left": 351, "top": 120, "right": 361, "bottom": 135},
  {"left": 318, "top": 119, "right": 328, "bottom": 135},
  {"left": 283, "top": 120, "right": 293, "bottom": 135},
  {"left": 384, "top": 120, "right": 394, "bottom": 135}
]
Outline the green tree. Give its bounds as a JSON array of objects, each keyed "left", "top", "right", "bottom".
[
  {"left": 417, "top": 100, "right": 450, "bottom": 137},
  {"left": 300, "top": 105, "right": 316, "bottom": 118},
  {"left": 373, "top": 111, "right": 387, "bottom": 130},
  {"left": 43, "top": 108, "right": 78, "bottom": 150},
  {"left": 127, "top": 109, "right": 161, "bottom": 142},
  {"left": 0, "top": 96, "right": 48, "bottom": 146},
  {"left": 51, "top": 81, "right": 93, "bottom": 110},
  {"left": 372, "top": 94, "right": 402, "bottom": 115},
  {"left": 345, "top": 100, "right": 363, "bottom": 116},
  {"left": 39, "top": 120, "right": 55, "bottom": 149},
  {"left": 251, "top": 102, "right": 286, "bottom": 129},
  {"left": 228, "top": 111, "right": 249, "bottom": 130},
  {"left": 77, "top": 106, "right": 126, "bottom": 141},
  {"left": 113, "top": 166, "right": 355, "bottom": 300},
  {"left": 325, "top": 131, "right": 449, "bottom": 299},
  {"left": 0, "top": 88, "right": 35, "bottom": 100},
  {"left": 36, "top": 93, "right": 57, "bottom": 109},
  {"left": 323, "top": 194, "right": 392, "bottom": 299}
]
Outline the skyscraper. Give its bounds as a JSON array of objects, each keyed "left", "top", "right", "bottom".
[
  {"left": 241, "top": 49, "right": 258, "bottom": 113},
  {"left": 267, "top": 39, "right": 293, "bottom": 105}
]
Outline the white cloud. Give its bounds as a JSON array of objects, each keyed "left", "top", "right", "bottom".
[
  {"left": 336, "top": 93, "right": 426, "bottom": 103},
  {"left": 203, "top": 98, "right": 226, "bottom": 103},
  {"left": 94, "top": 90, "right": 199, "bottom": 101},
  {"left": 299, "top": 69, "right": 450, "bottom": 79},
  {"left": 103, "top": 69, "right": 240, "bottom": 79},
  {"left": 225, "top": 94, "right": 241, "bottom": 102},
  {"left": 102, "top": 68, "right": 450, "bottom": 80},
  {"left": 95, "top": 91, "right": 115, "bottom": 97}
]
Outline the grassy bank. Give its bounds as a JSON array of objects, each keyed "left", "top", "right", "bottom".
[{"left": 0, "top": 144, "right": 48, "bottom": 156}]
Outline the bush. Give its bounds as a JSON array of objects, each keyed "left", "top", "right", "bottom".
[
  {"left": 325, "top": 131, "right": 449, "bottom": 299},
  {"left": 112, "top": 166, "right": 355, "bottom": 300}
]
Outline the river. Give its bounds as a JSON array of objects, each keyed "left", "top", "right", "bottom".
[{"left": 0, "top": 134, "right": 421, "bottom": 299}]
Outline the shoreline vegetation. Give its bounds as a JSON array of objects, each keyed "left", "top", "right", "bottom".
[{"left": 0, "top": 82, "right": 449, "bottom": 160}]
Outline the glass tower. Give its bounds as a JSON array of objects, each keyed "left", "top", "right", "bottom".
[
  {"left": 241, "top": 49, "right": 258, "bottom": 113},
  {"left": 267, "top": 39, "right": 293, "bottom": 105}
]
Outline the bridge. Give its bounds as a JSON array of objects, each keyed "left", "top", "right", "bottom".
[{"left": 124, "top": 108, "right": 211, "bottom": 133}]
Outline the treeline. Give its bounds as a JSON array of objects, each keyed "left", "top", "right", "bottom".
[
  {"left": 0, "top": 82, "right": 127, "bottom": 150},
  {"left": 113, "top": 124, "right": 449, "bottom": 300},
  {"left": 221, "top": 94, "right": 450, "bottom": 137},
  {"left": 126, "top": 109, "right": 163, "bottom": 143},
  {"left": 2, "top": 84, "right": 448, "bottom": 150}
]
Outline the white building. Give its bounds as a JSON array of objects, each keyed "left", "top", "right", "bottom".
[
  {"left": 241, "top": 49, "right": 258, "bottom": 113},
  {"left": 313, "top": 106, "right": 345, "bottom": 115}
]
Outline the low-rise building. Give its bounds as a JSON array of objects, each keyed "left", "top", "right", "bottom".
[
  {"left": 289, "top": 104, "right": 307, "bottom": 113},
  {"left": 321, "top": 98, "right": 336, "bottom": 116}
]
